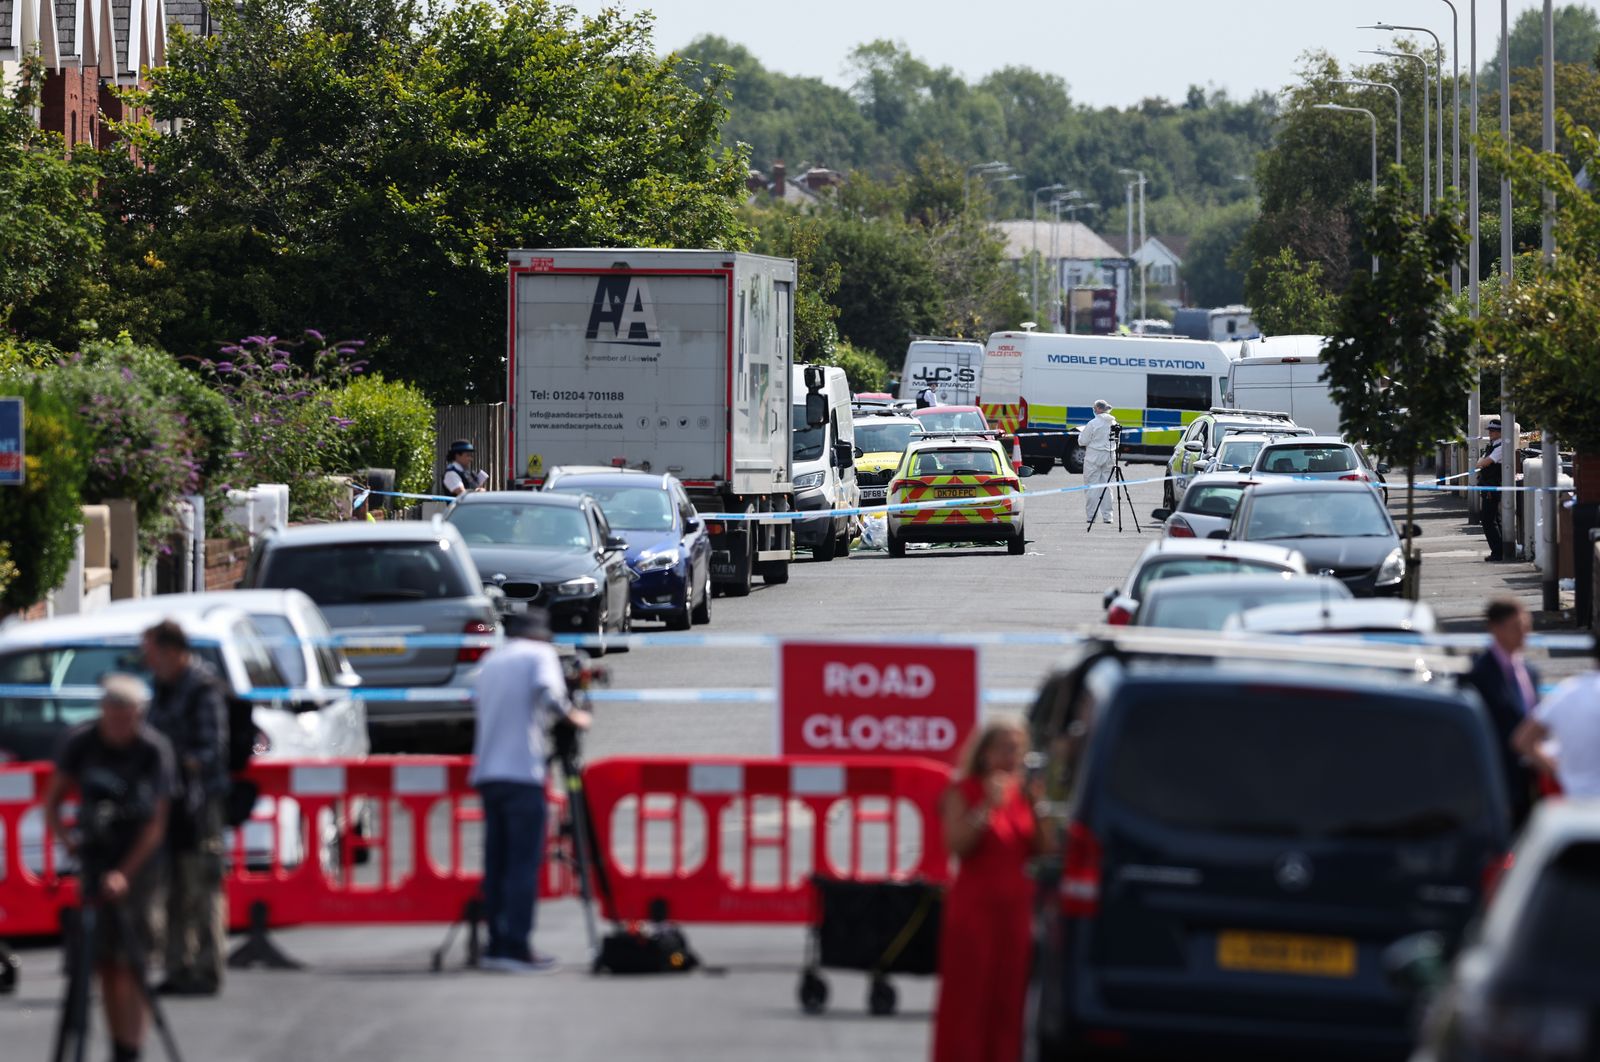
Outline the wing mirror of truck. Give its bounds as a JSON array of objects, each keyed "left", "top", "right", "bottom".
[
  {"left": 805, "top": 392, "right": 828, "bottom": 428},
  {"left": 834, "top": 440, "right": 854, "bottom": 470}
]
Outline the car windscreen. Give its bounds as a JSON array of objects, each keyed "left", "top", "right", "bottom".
[
  {"left": 792, "top": 407, "right": 826, "bottom": 461},
  {"left": 856, "top": 422, "right": 918, "bottom": 454},
  {"left": 0, "top": 644, "right": 228, "bottom": 729},
  {"left": 260, "top": 542, "right": 476, "bottom": 605},
  {"left": 1258, "top": 444, "right": 1359, "bottom": 474},
  {"left": 449, "top": 503, "right": 595, "bottom": 552},
  {"left": 1216, "top": 440, "right": 1265, "bottom": 468},
  {"left": 1132, "top": 556, "right": 1283, "bottom": 600},
  {"left": 1510, "top": 843, "right": 1600, "bottom": 985},
  {"left": 249, "top": 614, "right": 306, "bottom": 686},
  {"left": 550, "top": 485, "right": 673, "bottom": 532},
  {"left": 1106, "top": 690, "right": 1490, "bottom": 839},
  {"left": 1141, "top": 583, "right": 1345, "bottom": 631},
  {"left": 911, "top": 448, "right": 1000, "bottom": 476},
  {"left": 1180, "top": 484, "right": 1247, "bottom": 519},
  {"left": 917, "top": 411, "right": 986, "bottom": 432},
  {"left": 1244, "top": 490, "right": 1392, "bottom": 540}
]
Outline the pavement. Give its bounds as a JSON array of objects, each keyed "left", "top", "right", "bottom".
[{"left": 3, "top": 463, "right": 1580, "bottom": 1060}]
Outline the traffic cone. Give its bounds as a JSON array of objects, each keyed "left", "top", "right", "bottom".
[{"left": 1012, "top": 435, "right": 1023, "bottom": 469}]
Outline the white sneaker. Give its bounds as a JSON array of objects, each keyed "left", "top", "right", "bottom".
[{"left": 491, "top": 953, "right": 557, "bottom": 974}]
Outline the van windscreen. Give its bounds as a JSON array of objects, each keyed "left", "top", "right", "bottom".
[{"left": 1106, "top": 691, "right": 1489, "bottom": 839}]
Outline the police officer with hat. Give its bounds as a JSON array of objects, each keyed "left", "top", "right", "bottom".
[
  {"left": 1477, "top": 419, "right": 1505, "bottom": 561},
  {"left": 443, "top": 440, "right": 490, "bottom": 498}
]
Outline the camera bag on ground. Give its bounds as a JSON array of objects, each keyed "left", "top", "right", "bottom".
[{"left": 595, "top": 922, "right": 700, "bottom": 975}]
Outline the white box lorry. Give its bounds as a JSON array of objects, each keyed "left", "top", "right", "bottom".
[
  {"left": 506, "top": 249, "right": 800, "bottom": 595},
  {"left": 1226, "top": 334, "right": 1341, "bottom": 435}
]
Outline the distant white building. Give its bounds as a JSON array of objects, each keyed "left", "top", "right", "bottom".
[{"left": 994, "top": 218, "right": 1134, "bottom": 329}]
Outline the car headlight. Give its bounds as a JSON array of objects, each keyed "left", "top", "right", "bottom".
[
  {"left": 555, "top": 576, "right": 599, "bottom": 595},
  {"left": 1377, "top": 547, "right": 1406, "bottom": 585},
  {"left": 794, "top": 471, "right": 826, "bottom": 490},
  {"left": 635, "top": 549, "right": 680, "bottom": 572}
]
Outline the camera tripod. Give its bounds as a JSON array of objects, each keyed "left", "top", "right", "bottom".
[
  {"left": 1086, "top": 457, "right": 1141, "bottom": 534},
  {"left": 51, "top": 860, "right": 184, "bottom": 1062}
]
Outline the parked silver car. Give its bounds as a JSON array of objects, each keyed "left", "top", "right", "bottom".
[{"left": 1151, "top": 473, "right": 1262, "bottom": 540}]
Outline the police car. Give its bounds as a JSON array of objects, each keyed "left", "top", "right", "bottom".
[
  {"left": 852, "top": 411, "right": 921, "bottom": 505},
  {"left": 885, "top": 431, "right": 1032, "bottom": 557}
]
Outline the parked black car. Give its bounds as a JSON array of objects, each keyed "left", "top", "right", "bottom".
[
  {"left": 1028, "top": 651, "right": 1512, "bottom": 1061},
  {"left": 446, "top": 492, "right": 633, "bottom": 653},
  {"left": 1226, "top": 479, "right": 1410, "bottom": 597}
]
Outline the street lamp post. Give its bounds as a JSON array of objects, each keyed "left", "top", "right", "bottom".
[
  {"left": 1435, "top": 0, "right": 1462, "bottom": 297},
  {"left": 1467, "top": 0, "right": 1481, "bottom": 517},
  {"left": 1048, "top": 191, "right": 1084, "bottom": 333},
  {"left": 1054, "top": 198, "right": 1099, "bottom": 333},
  {"left": 1333, "top": 79, "right": 1403, "bottom": 164},
  {"left": 1117, "top": 169, "right": 1147, "bottom": 320},
  {"left": 1032, "top": 183, "right": 1067, "bottom": 323},
  {"left": 1541, "top": 0, "right": 1558, "bottom": 608},
  {"left": 1314, "top": 103, "right": 1379, "bottom": 273},
  {"left": 964, "top": 161, "right": 1012, "bottom": 211},
  {"left": 1368, "top": 23, "right": 1446, "bottom": 205},
  {"left": 1499, "top": 0, "right": 1516, "bottom": 561},
  {"left": 1364, "top": 49, "right": 1432, "bottom": 213}
]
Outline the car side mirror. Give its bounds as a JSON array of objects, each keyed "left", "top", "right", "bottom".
[
  {"left": 805, "top": 392, "right": 828, "bottom": 428},
  {"left": 1017, "top": 465, "right": 1035, "bottom": 478},
  {"left": 1383, "top": 932, "right": 1449, "bottom": 997},
  {"left": 1207, "top": 529, "right": 1229, "bottom": 540},
  {"left": 1404, "top": 523, "right": 1424, "bottom": 538},
  {"left": 1376, "top": 462, "right": 1391, "bottom": 474},
  {"left": 605, "top": 533, "right": 628, "bottom": 551},
  {"left": 1151, "top": 508, "right": 1171, "bottom": 521},
  {"left": 1102, "top": 588, "right": 1117, "bottom": 610},
  {"left": 1183, "top": 440, "right": 1204, "bottom": 453},
  {"left": 834, "top": 440, "right": 854, "bottom": 470},
  {"left": 685, "top": 515, "right": 702, "bottom": 531}
]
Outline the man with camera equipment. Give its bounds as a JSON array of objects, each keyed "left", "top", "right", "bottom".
[
  {"left": 1077, "top": 399, "right": 1119, "bottom": 524},
  {"left": 141, "top": 621, "right": 229, "bottom": 997},
  {"left": 471, "top": 608, "right": 589, "bottom": 973},
  {"left": 45, "top": 674, "right": 177, "bottom": 1062}
]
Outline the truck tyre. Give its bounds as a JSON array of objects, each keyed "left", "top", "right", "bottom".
[
  {"left": 760, "top": 560, "right": 790, "bottom": 585},
  {"left": 724, "top": 553, "right": 753, "bottom": 597},
  {"left": 887, "top": 532, "right": 906, "bottom": 558},
  {"left": 812, "top": 526, "right": 836, "bottom": 563},
  {"left": 1063, "top": 447, "right": 1081, "bottom": 475}
]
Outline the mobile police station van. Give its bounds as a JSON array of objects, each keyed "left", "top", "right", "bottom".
[{"left": 977, "top": 332, "right": 1237, "bottom": 472}]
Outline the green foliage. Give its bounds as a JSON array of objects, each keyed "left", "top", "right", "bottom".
[
  {"left": 1484, "top": 4, "right": 1600, "bottom": 85},
  {"left": 1250, "top": 248, "right": 1338, "bottom": 335},
  {"left": 745, "top": 208, "right": 842, "bottom": 361},
  {"left": 0, "top": 379, "right": 87, "bottom": 616},
  {"left": 0, "top": 56, "right": 109, "bottom": 352},
  {"left": 109, "top": 0, "right": 750, "bottom": 400},
  {"left": 79, "top": 337, "right": 237, "bottom": 484},
  {"left": 0, "top": 542, "right": 15, "bottom": 601},
  {"left": 198, "top": 334, "right": 358, "bottom": 522},
  {"left": 331, "top": 375, "right": 437, "bottom": 497},
  {"left": 1481, "top": 115, "right": 1600, "bottom": 458},
  {"left": 1323, "top": 167, "right": 1473, "bottom": 587},
  {"left": 1184, "top": 200, "right": 1255, "bottom": 307},
  {"left": 824, "top": 342, "right": 889, "bottom": 393}
]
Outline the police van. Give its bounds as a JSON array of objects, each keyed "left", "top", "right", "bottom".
[
  {"left": 899, "top": 338, "right": 983, "bottom": 406},
  {"left": 977, "top": 332, "right": 1237, "bottom": 473}
]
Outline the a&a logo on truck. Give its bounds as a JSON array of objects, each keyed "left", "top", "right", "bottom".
[{"left": 586, "top": 276, "right": 661, "bottom": 348}]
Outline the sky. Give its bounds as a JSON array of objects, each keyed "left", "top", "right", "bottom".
[{"left": 568, "top": 0, "right": 1554, "bottom": 108}]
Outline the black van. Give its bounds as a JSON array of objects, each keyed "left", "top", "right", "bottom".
[{"left": 1029, "top": 655, "right": 1513, "bottom": 1061}]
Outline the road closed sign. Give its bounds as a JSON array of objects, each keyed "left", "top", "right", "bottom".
[{"left": 778, "top": 642, "right": 979, "bottom": 763}]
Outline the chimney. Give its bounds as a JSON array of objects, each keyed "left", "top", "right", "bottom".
[{"left": 772, "top": 161, "right": 786, "bottom": 200}]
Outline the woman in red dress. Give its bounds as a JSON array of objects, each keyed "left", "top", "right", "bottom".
[{"left": 932, "top": 719, "right": 1049, "bottom": 1062}]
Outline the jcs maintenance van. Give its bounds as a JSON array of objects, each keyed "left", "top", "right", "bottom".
[
  {"left": 506, "top": 248, "right": 800, "bottom": 596},
  {"left": 978, "top": 332, "right": 1237, "bottom": 472},
  {"left": 899, "top": 338, "right": 983, "bottom": 406}
]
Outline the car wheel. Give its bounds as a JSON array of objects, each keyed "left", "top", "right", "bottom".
[
  {"left": 611, "top": 602, "right": 633, "bottom": 652},
  {"left": 691, "top": 576, "right": 712, "bottom": 625},
  {"left": 1061, "top": 450, "right": 1078, "bottom": 474},
  {"left": 887, "top": 532, "right": 906, "bottom": 558},
  {"left": 591, "top": 609, "right": 609, "bottom": 656},
  {"left": 833, "top": 529, "right": 851, "bottom": 558},
  {"left": 1008, "top": 530, "right": 1026, "bottom": 555},
  {"left": 812, "top": 526, "right": 836, "bottom": 563},
  {"left": 666, "top": 596, "right": 692, "bottom": 631},
  {"left": 1163, "top": 480, "right": 1175, "bottom": 510}
]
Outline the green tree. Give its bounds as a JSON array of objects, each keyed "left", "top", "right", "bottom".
[
  {"left": 1323, "top": 169, "right": 1473, "bottom": 596},
  {"left": 109, "top": 0, "right": 749, "bottom": 400},
  {"left": 1249, "top": 247, "right": 1338, "bottom": 334},
  {"left": 1484, "top": 3, "right": 1600, "bottom": 85},
  {"left": 332, "top": 375, "right": 437, "bottom": 497},
  {"left": 1184, "top": 201, "right": 1255, "bottom": 306},
  {"left": 0, "top": 380, "right": 87, "bottom": 616}
]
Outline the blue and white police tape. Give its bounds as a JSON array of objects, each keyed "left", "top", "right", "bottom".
[
  {"left": 695, "top": 474, "right": 1179, "bottom": 522},
  {"left": 352, "top": 487, "right": 456, "bottom": 508}
]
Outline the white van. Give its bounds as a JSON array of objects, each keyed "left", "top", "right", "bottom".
[
  {"left": 1227, "top": 335, "right": 1341, "bottom": 435},
  {"left": 977, "top": 332, "right": 1236, "bottom": 472},
  {"left": 900, "top": 338, "right": 983, "bottom": 406},
  {"left": 792, "top": 364, "right": 858, "bottom": 561}
]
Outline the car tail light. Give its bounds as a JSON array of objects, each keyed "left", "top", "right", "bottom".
[
  {"left": 1482, "top": 851, "right": 1514, "bottom": 902},
  {"left": 1106, "top": 603, "right": 1132, "bottom": 625},
  {"left": 1059, "top": 821, "right": 1103, "bottom": 918},
  {"left": 252, "top": 729, "right": 273, "bottom": 756},
  {"left": 1167, "top": 516, "right": 1195, "bottom": 538},
  {"left": 705, "top": 521, "right": 724, "bottom": 536},
  {"left": 1338, "top": 472, "right": 1369, "bottom": 482},
  {"left": 458, "top": 620, "right": 495, "bottom": 664}
]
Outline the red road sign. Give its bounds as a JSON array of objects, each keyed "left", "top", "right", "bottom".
[{"left": 778, "top": 642, "right": 979, "bottom": 763}]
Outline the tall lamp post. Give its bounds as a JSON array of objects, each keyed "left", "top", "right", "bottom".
[
  {"left": 1364, "top": 49, "right": 1433, "bottom": 214},
  {"left": 1117, "top": 168, "right": 1147, "bottom": 320},
  {"left": 964, "top": 161, "right": 1013, "bottom": 211},
  {"left": 1048, "top": 191, "right": 1084, "bottom": 332},
  {"left": 1054, "top": 197, "right": 1099, "bottom": 333},
  {"left": 1314, "top": 102, "right": 1379, "bottom": 274},
  {"left": 1433, "top": 0, "right": 1462, "bottom": 297},
  {"left": 1031, "top": 182, "right": 1067, "bottom": 323},
  {"left": 1333, "top": 78, "right": 1403, "bottom": 164},
  {"left": 1367, "top": 23, "right": 1446, "bottom": 205},
  {"left": 1499, "top": 0, "right": 1516, "bottom": 562},
  {"left": 1540, "top": 0, "right": 1558, "bottom": 608}
]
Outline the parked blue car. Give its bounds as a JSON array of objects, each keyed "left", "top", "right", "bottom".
[{"left": 544, "top": 468, "right": 712, "bottom": 629}]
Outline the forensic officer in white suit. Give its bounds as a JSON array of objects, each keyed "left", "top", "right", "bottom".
[{"left": 1077, "top": 400, "right": 1118, "bottom": 524}]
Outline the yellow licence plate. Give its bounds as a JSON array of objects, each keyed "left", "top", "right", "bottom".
[
  {"left": 1216, "top": 931, "right": 1356, "bottom": 978},
  {"left": 934, "top": 488, "right": 977, "bottom": 498},
  {"left": 343, "top": 641, "right": 407, "bottom": 657}
]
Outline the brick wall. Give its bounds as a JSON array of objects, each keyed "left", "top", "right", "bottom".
[
  {"left": 1576, "top": 453, "right": 1600, "bottom": 505},
  {"left": 204, "top": 539, "right": 251, "bottom": 591},
  {"left": 40, "top": 66, "right": 102, "bottom": 149}
]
